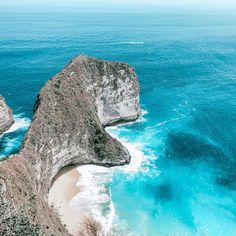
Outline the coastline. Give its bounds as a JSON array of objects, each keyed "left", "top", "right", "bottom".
[
  {"left": 47, "top": 120, "right": 148, "bottom": 236},
  {"left": 47, "top": 112, "right": 147, "bottom": 236},
  {"left": 48, "top": 166, "right": 82, "bottom": 235},
  {"left": 0, "top": 55, "right": 140, "bottom": 235},
  {"left": 49, "top": 164, "right": 115, "bottom": 235}
]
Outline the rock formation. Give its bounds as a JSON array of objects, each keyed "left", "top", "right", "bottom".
[
  {"left": 0, "top": 96, "right": 14, "bottom": 135},
  {"left": 0, "top": 55, "right": 140, "bottom": 235}
]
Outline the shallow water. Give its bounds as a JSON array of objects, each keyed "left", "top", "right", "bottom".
[{"left": 1, "top": 9, "right": 236, "bottom": 235}]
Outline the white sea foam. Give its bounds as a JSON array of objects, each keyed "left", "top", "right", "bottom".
[
  {"left": 72, "top": 138, "right": 150, "bottom": 234},
  {"left": 154, "top": 117, "right": 180, "bottom": 127},
  {"left": 108, "top": 133, "right": 151, "bottom": 174},
  {"left": 71, "top": 109, "right": 157, "bottom": 234},
  {"left": 71, "top": 165, "right": 113, "bottom": 234},
  {"left": 112, "top": 41, "right": 144, "bottom": 45},
  {"left": 4, "top": 114, "right": 31, "bottom": 134},
  {"left": 107, "top": 109, "right": 148, "bottom": 130},
  {"left": 0, "top": 138, "right": 18, "bottom": 158},
  {"left": 138, "top": 109, "right": 148, "bottom": 123},
  {"left": 105, "top": 110, "right": 151, "bottom": 174},
  {"left": 74, "top": 138, "right": 156, "bottom": 233},
  {"left": 0, "top": 114, "right": 31, "bottom": 158}
]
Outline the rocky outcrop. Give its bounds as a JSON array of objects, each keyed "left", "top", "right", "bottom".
[
  {"left": 76, "top": 55, "right": 140, "bottom": 126},
  {"left": 0, "top": 96, "right": 14, "bottom": 135},
  {"left": 0, "top": 55, "right": 140, "bottom": 235}
]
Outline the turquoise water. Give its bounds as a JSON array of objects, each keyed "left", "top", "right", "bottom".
[{"left": 1, "top": 10, "right": 236, "bottom": 235}]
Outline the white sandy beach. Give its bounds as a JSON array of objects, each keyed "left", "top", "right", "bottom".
[{"left": 48, "top": 166, "right": 82, "bottom": 235}]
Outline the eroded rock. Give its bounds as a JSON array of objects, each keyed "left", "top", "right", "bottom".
[
  {"left": 0, "top": 55, "right": 140, "bottom": 235},
  {"left": 0, "top": 96, "right": 14, "bottom": 135}
]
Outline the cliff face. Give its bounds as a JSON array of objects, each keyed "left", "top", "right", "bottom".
[
  {"left": 0, "top": 96, "right": 14, "bottom": 135},
  {"left": 0, "top": 55, "right": 140, "bottom": 235},
  {"left": 76, "top": 56, "right": 140, "bottom": 126}
]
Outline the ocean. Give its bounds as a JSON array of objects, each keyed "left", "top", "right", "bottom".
[{"left": 1, "top": 9, "right": 236, "bottom": 235}]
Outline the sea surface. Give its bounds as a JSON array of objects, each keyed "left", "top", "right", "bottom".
[{"left": 1, "top": 9, "right": 236, "bottom": 235}]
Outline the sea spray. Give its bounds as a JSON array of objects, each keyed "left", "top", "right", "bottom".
[
  {"left": 0, "top": 114, "right": 30, "bottom": 158},
  {"left": 5, "top": 114, "right": 31, "bottom": 133},
  {"left": 71, "top": 111, "right": 155, "bottom": 234},
  {"left": 71, "top": 165, "right": 113, "bottom": 234},
  {"left": 72, "top": 141, "right": 151, "bottom": 234}
]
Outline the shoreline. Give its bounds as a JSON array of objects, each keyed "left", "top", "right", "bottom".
[
  {"left": 48, "top": 117, "right": 146, "bottom": 236},
  {"left": 0, "top": 54, "right": 140, "bottom": 235},
  {"left": 47, "top": 123, "right": 146, "bottom": 235},
  {"left": 48, "top": 164, "right": 114, "bottom": 235},
  {"left": 48, "top": 166, "right": 82, "bottom": 235}
]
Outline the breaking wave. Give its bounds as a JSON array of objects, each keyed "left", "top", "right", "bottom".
[
  {"left": 112, "top": 41, "right": 144, "bottom": 45},
  {"left": 5, "top": 114, "right": 31, "bottom": 134},
  {"left": 0, "top": 114, "right": 30, "bottom": 158},
  {"left": 71, "top": 110, "right": 154, "bottom": 234}
]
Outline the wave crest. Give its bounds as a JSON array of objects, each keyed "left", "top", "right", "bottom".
[
  {"left": 112, "top": 41, "right": 144, "bottom": 45},
  {"left": 0, "top": 114, "right": 30, "bottom": 158},
  {"left": 5, "top": 114, "right": 30, "bottom": 134}
]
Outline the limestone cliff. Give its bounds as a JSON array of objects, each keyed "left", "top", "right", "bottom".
[
  {"left": 0, "top": 55, "right": 140, "bottom": 235},
  {"left": 0, "top": 96, "right": 14, "bottom": 135}
]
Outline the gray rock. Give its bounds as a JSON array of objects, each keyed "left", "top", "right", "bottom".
[
  {"left": 0, "top": 55, "right": 141, "bottom": 235},
  {"left": 75, "top": 55, "right": 141, "bottom": 126},
  {"left": 0, "top": 96, "right": 14, "bottom": 135}
]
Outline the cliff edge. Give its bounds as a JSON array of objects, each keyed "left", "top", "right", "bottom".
[
  {"left": 0, "top": 55, "right": 140, "bottom": 235},
  {"left": 0, "top": 96, "right": 14, "bottom": 135}
]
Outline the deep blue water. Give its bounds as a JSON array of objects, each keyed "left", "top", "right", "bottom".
[{"left": 1, "top": 10, "right": 236, "bottom": 235}]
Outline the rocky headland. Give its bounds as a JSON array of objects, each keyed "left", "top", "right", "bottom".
[
  {"left": 0, "top": 96, "right": 14, "bottom": 135},
  {"left": 0, "top": 55, "right": 140, "bottom": 235}
]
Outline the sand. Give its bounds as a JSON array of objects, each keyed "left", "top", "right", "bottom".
[{"left": 48, "top": 166, "right": 82, "bottom": 235}]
